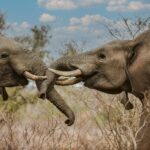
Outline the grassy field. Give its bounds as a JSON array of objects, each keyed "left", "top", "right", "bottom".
[{"left": 0, "top": 85, "right": 143, "bottom": 150}]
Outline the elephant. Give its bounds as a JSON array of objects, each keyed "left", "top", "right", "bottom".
[
  {"left": 48, "top": 30, "right": 150, "bottom": 112},
  {"left": 0, "top": 29, "right": 149, "bottom": 126},
  {"left": 0, "top": 35, "right": 75, "bottom": 126}
]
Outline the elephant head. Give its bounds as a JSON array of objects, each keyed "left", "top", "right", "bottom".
[
  {"left": 0, "top": 35, "right": 75, "bottom": 126},
  {"left": 49, "top": 30, "right": 150, "bottom": 103}
]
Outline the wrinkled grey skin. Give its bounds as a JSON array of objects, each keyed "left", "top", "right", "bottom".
[
  {"left": 0, "top": 36, "right": 75, "bottom": 126},
  {"left": 1, "top": 30, "right": 150, "bottom": 126},
  {"left": 50, "top": 30, "right": 150, "bottom": 109}
]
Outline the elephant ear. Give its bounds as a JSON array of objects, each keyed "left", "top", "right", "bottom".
[
  {"left": 127, "top": 40, "right": 143, "bottom": 65},
  {"left": 126, "top": 40, "right": 149, "bottom": 98}
]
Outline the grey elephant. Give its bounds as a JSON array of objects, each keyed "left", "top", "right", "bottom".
[
  {"left": 0, "top": 35, "right": 75, "bottom": 126},
  {"left": 48, "top": 30, "right": 150, "bottom": 115},
  {"left": 0, "top": 30, "right": 150, "bottom": 126}
]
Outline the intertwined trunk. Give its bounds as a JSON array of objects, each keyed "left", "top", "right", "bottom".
[{"left": 36, "top": 57, "right": 78, "bottom": 126}]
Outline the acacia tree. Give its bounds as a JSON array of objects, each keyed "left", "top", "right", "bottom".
[
  {"left": 31, "top": 25, "right": 52, "bottom": 58},
  {"left": 14, "top": 25, "right": 52, "bottom": 58}
]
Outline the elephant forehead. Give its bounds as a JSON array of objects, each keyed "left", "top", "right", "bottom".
[
  {"left": 103, "top": 40, "right": 129, "bottom": 52},
  {"left": 0, "top": 36, "right": 23, "bottom": 52},
  {"left": 104, "top": 43, "right": 122, "bottom": 51}
]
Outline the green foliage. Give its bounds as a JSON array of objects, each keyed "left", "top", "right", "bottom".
[
  {"left": 0, "top": 87, "right": 39, "bottom": 113},
  {"left": 0, "top": 98, "right": 24, "bottom": 113}
]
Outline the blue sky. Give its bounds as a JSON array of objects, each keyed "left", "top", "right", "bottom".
[{"left": 0, "top": 0, "right": 150, "bottom": 57}]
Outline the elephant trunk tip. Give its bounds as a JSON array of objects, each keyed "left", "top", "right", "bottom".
[
  {"left": 38, "top": 92, "right": 46, "bottom": 99},
  {"left": 65, "top": 111, "right": 75, "bottom": 126}
]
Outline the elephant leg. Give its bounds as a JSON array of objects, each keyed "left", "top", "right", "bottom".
[
  {"left": 36, "top": 80, "right": 75, "bottom": 126},
  {"left": 120, "top": 91, "right": 133, "bottom": 110},
  {"left": 0, "top": 87, "right": 8, "bottom": 101}
]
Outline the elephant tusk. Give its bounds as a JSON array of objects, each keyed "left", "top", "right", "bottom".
[
  {"left": 48, "top": 68, "right": 82, "bottom": 77},
  {"left": 57, "top": 76, "right": 70, "bottom": 81},
  {"left": 24, "top": 71, "right": 47, "bottom": 80},
  {"left": 56, "top": 77, "right": 82, "bottom": 86}
]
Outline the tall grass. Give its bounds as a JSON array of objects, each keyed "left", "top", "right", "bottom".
[{"left": 0, "top": 86, "right": 143, "bottom": 150}]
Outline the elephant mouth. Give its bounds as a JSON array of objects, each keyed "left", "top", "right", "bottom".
[{"left": 48, "top": 68, "right": 126, "bottom": 94}]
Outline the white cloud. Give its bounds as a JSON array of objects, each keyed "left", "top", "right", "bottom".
[
  {"left": 70, "top": 14, "right": 111, "bottom": 26},
  {"left": 77, "top": 0, "right": 103, "bottom": 7},
  {"left": 93, "top": 29, "right": 102, "bottom": 38},
  {"left": 68, "top": 14, "right": 137, "bottom": 39},
  {"left": 108, "top": 0, "right": 126, "bottom": 6},
  {"left": 20, "top": 21, "right": 30, "bottom": 29},
  {"left": 81, "top": 15, "right": 104, "bottom": 26},
  {"left": 37, "top": 0, "right": 150, "bottom": 12},
  {"left": 38, "top": 0, "right": 76, "bottom": 10},
  {"left": 66, "top": 14, "right": 113, "bottom": 40},
  {"left": 107, "top": 0, "right": 127, "bottom": 12},
  {"left": 128, "top": 1, "right": 150, "bottom": 11},
  {"left": 6, "top": 21, "right": 31, "bottom": 37},
  {"left": 70, "top": 17, "right": 80, "bottom": 25},
  {"left": 67, "top": 25, "right": 81, "bottom": 31},
  {"left": 107, "top": 0, "right": 150, "bottom": 12},
  {"left": 67, "top": 25, "right": 89, "bottom": 32},
  {"left": 37, "top": 0, "right": 103, "bottom": 10},
  {"left": 10, "top": 21, "right": 30, "bottom": 32},
  {"left": 39, "top": 13, "right": 56, "bottom": 23}
]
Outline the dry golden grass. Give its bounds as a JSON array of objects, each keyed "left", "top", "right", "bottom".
[{"left": 0, "top": 86, "right": 144, "bottom": 150}]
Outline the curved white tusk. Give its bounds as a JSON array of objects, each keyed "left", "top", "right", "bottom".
[
  {"left": 57, "top": 76, "right": 70, "bottom": 81},
  {"left": 48, "top": 68, "right": 82, "bottom": 77},
  {"left": 24, "top": 71, "right": 47, "bottom": 80},
  {"left": 55, "top": 77, "right": 82, "bottom": 86}
]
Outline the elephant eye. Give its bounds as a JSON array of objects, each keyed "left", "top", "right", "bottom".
[
  {"left": 98, "top": 53, "right": 106, "bottom": 59},
  {"left": 1, "top": 52, "right": 9, "bottom": 59}
]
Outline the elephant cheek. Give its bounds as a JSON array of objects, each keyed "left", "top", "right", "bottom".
[
  {"left": 72, "top": 64, "right": 96, "bottom": 76},
  {"left": 84, "top": 76, "right": 99, "bottom": 89},
  {"left": 0, "top": 64, "right": 28, "bottom": 87},
  {"left": 10, "top": 57, "right": 29, "bottom": 75},
  {"left": 0, "top": 75, "right": 28, "bottom": 87}
]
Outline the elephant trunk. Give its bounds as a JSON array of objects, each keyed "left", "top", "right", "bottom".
[
  {"left": 36, "top": 56, "right": 78, "bottom": 126},
  {"left": 38, "top": 54, "right": 86, "bottom": 97},
  {"left": 38, "top": 55, "right": 82, "bottom": 97},
  {"left": 46, "top": 87, "right": 75, "bottom": 126},
  {"left": 49, "top": 52, "right": 96, "bottom": 77},
  {"left": 38, "top": 53, "right": 96, "bottom": 97},
  {"left": 37, "top": 53, "right": 95, "bottom": 126}
]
